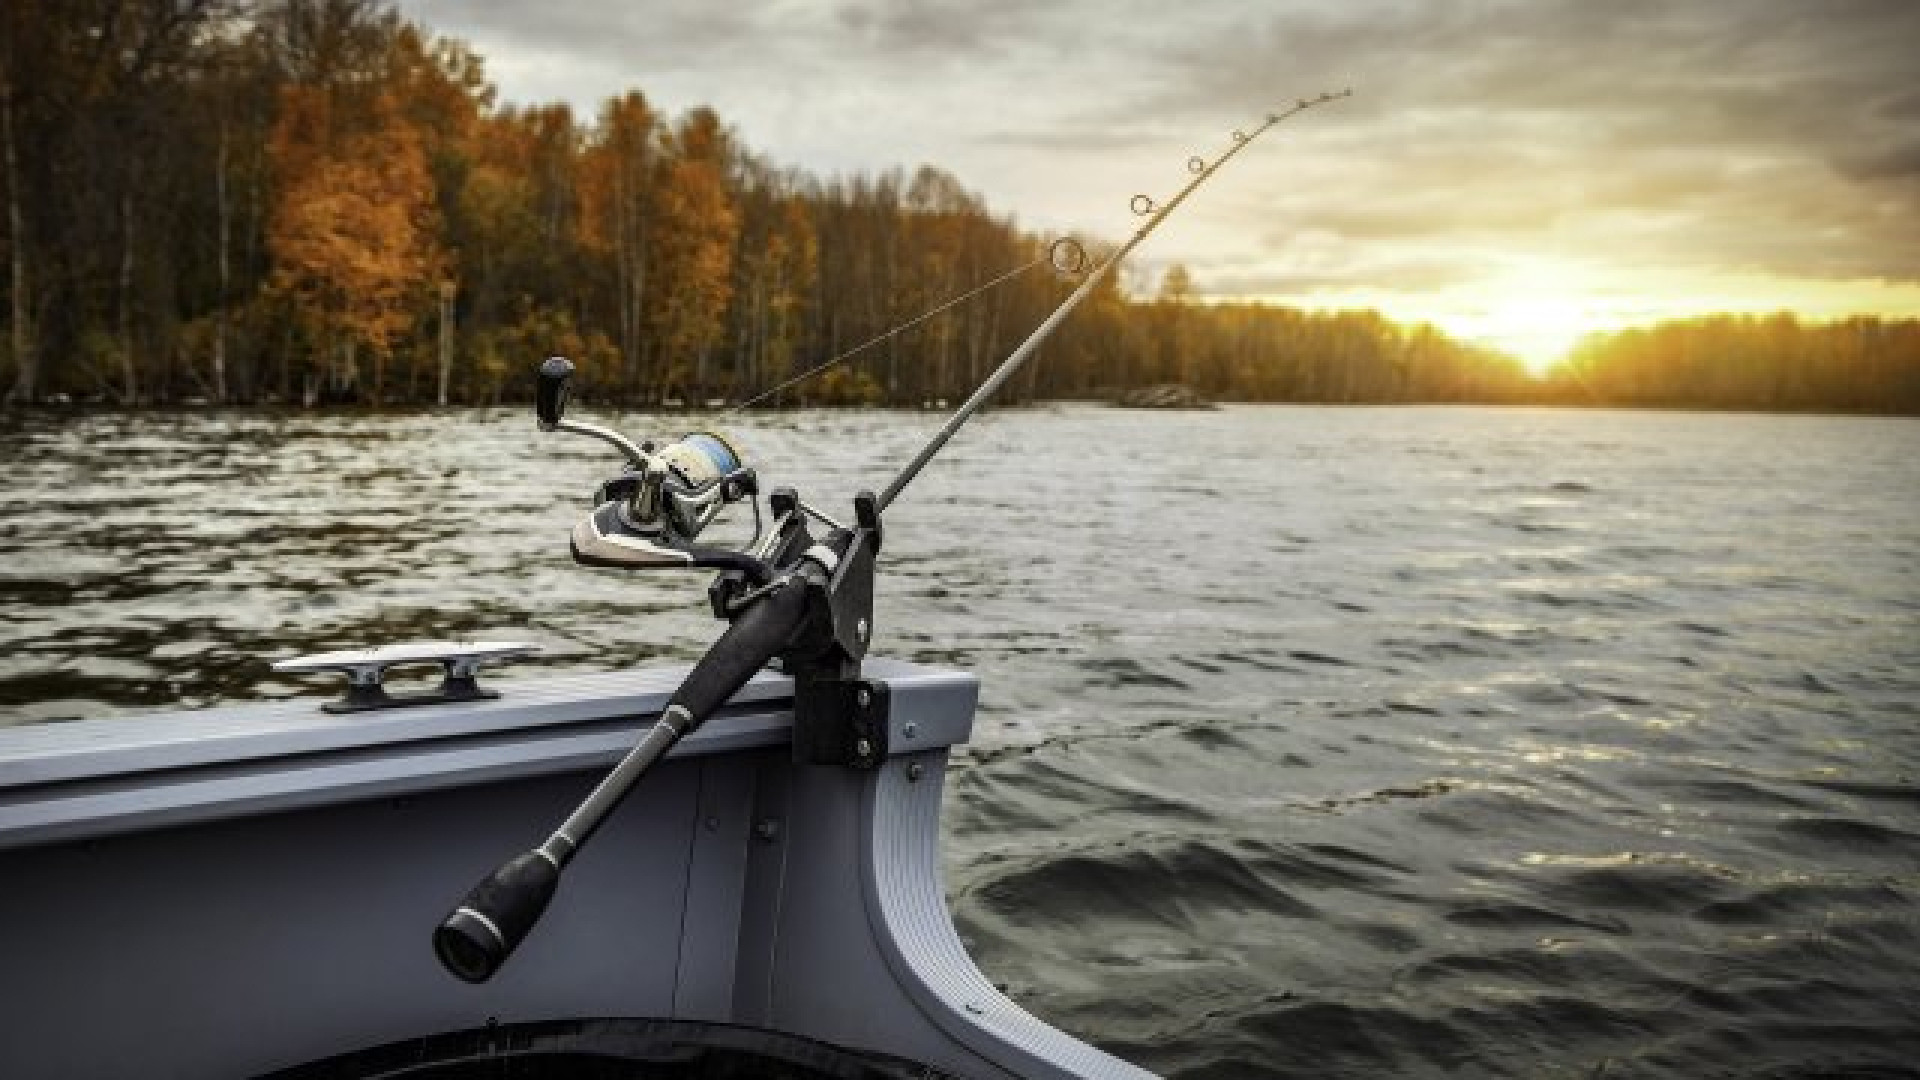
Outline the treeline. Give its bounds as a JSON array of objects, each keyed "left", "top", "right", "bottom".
[
  {"left": 0, "top": 0, "right": 1531, "bottom": 410},
  {"left": 1546, "top": 314, "right": 1920, "bottom": 413},
  {"left": 3, "top": 5, "right": 1910, "bottom": 414}
]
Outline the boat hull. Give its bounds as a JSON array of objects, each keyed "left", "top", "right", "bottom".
[{"left": 0, "top": 659, "right": 1154, "bottom": 1079}]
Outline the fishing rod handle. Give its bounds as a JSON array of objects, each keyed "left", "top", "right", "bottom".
[
  {"left": 434, "top": 849, "right": 561, "bottom": 984},
  {"left": 432, "top": 709, "right": 685, "bottom": 984},
  {"left": 552, "top": 545, "right": 830, "bottom": 855},
  {"left": 432, "top": 551, "right": 826, "bottom": 984}
]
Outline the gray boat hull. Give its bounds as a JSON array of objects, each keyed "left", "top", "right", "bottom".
[{"left": 0, "top": 659, "right": 1155, "bottom": 1079}]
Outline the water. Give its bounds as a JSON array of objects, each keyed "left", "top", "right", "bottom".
[{"left": 3, "top": 405, "right": 1918, "bottom": 1078}]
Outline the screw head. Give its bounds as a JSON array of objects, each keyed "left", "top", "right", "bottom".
[
  {"left": 856, "top": 618, "right": 869, "bottom": 642},
  {"left": 907, "top": 762, "right": 924, "bottom": 782},
  {"left": 856, "top": 688, "right": 871, "bottom": 708},
  {"left": 855, "top": 738, "right": 873, "bottom": 758}
]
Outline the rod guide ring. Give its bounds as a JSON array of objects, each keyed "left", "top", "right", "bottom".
[{"left": 1047, "top": 237, "right": 1088, "bottom": 275}]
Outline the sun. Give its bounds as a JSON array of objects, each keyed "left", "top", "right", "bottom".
[
  {"left": 1471, "top": 295, "right": 1604, "bottom": 377},
  {"left": 1429, "top": 262, "right": 1628, "bottom": 377}
]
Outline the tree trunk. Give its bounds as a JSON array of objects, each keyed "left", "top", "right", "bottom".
[
  {"left": 119, "top": 190, "right": 137, "bottom": 404},
  {"left": 3, "top": 75, "right": 32, "bottom": 405},
  {"left": 340, "top": 336, "right": 358, "bottom": 400},
  {"left": 213, "top": 115, "right": 230, "bottom": 404},
  {"left": 436, "top": 283, "right": 453, "bottom": 406},
  {"left": 279, "top": 321, "right": 293, "bottom": 405}
]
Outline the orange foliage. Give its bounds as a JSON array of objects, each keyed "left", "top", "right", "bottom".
[
  {"left": 268, "top": 87, "right": 445, "bottom": 365},
  {"left": 646, "top": 156, "right": 737, "bottom": 390}
]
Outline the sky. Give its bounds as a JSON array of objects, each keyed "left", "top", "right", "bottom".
[{"left": 398, "top": 0, "right": 1920, "bottom": 371}]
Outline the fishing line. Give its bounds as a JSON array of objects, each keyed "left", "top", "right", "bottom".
[{"left": 726, "top": 238, "right": 1087, "bottom": 413}]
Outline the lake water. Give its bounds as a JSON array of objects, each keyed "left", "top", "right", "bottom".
[{"left": 3, "top": 404, "right": 1918, "bottom": 1078}]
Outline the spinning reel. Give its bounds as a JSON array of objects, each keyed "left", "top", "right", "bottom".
[{"left": 536, "top": 357, "right": 789, "bottom": 585}]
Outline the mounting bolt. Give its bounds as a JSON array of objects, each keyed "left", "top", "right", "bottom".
[
  {"left": 856, "top": 618, "right": 869, "bottom": 643},
  {"left": 904, "top": 722, "right": 918, "bottom": 740},
  {"left": 857, "top": 688, "right": 871, "bottom": 708},
  {"left": 855, "top": 737, "right": 873, "bottom": 759},
  {"left": 754, "top": 819, "right": 782, "bottom": 843},
  {"left": 907, "top": 762, "right": 924, "bottom": 783}
]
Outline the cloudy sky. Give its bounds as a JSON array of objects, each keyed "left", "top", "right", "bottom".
[{"left": 399, "top": 0, "right": 1920, "bottom": 369}]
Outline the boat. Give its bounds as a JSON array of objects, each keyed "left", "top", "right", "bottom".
[
  {"left": 0, "top": 648, "right": 1150, "bottom": 1078},
  {"left": 0, "top": 98, "right": 1348, "bottom": 1078}
]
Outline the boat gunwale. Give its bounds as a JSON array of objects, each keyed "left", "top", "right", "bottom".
[{"left": 0, "top": 657, "right": 978, "bottom": 851}]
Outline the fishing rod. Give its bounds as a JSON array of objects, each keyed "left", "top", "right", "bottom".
[
  {"left": 433, "top": 91, "right": 1351, "bottom": 984},
  {"left": 883, "top": 89, "right": 1350, "bottom": 510}
]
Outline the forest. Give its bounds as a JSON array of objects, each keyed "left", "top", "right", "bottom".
[{"left": 2, "top": 2, "right": 1915, "bottom": 413}]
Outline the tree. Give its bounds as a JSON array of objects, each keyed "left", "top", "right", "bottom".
[
  {"left": 644, "top": 108, "right": 737, "bottom": 400},
  {"left": 1155, "top": 262, "right": 1195, "bottom": 387},
  {"left": 579, "top": 91, "right": 659, "bottom": 397},
  {"left": 2, "top": 71, "right": 27, "bottom": 403},
  {"left": 267, "top": 86, "right": 443, "bottom": 402}
]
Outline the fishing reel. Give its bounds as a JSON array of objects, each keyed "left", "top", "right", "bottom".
[{"left": 536, "top": 356, "right": 777, "bottom": 583}]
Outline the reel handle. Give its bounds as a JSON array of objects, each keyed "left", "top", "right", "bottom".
[{"left": 536, "top": 355, "right": 573, "bottom": 430}]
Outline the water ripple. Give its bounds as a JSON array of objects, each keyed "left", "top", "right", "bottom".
[{"left": 5, "top": 405, "right": 1920, "bottom": 1076}]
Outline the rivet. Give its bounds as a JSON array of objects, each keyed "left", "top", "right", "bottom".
[
  {"left": 855, "top": 738, "right": 873, "bottom": 759},
  {"left": 857, "top": 688, "right": 871, "bottom": 708}
]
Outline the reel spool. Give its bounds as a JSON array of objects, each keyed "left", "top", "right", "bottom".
[{"left": 536, "top": 357, "right": 766, "bottom": 574}]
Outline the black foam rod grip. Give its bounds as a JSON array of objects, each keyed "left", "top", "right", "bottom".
[
  {"left": 667, "top": 562, "right": 816, "bottom": 731},
  {"left": 535, "top": 356, "right": 574, "bottom": 429},
  {"left": 535, "top": 560, "right": 821, "bottom": 867},
  {"left": 434, "top": 849, "right": 560, "bottom": 984}
]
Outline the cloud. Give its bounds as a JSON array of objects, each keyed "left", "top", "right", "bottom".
[
  {"left": 398, "top": 0, "right": 1920, "bottom": 314},
  {"left": 1146, "top": 0, "right": 1920, "bottom": 283}
]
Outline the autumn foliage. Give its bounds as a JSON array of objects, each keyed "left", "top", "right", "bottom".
[
  {"left": 1, "top": 2, "right": 1915, "bottom": 412},
  {"left": 268, "top": 85, "right": 444, "bottom": 401}
]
